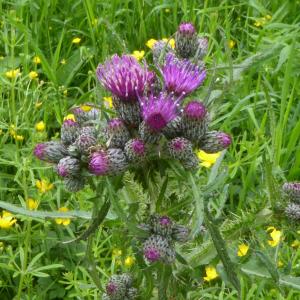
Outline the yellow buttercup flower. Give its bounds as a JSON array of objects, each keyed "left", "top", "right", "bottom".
[
  {"left": 35, "top": 121, "right": 45, "bottom": 132},
  {"left": 80, "top": 104, "right": 92, "bottom": 112},
  {"left": 124, "top": 256, "right": 135, "bottom": 267},
  {"left": 55, "top": 207, "right": 71, "bottom": 226},
  {"left": 131, "top": 50, "right": 145, "bottom": 61},
  {"left": 291, "top": 240, "right": 300, "bottom": 248},
  {"left": 162, "top": 38, "right": 175, "bottom": 49},
  {"left": 5, "top": 68, "right": 20, "bottom": 79},
  {"left": 267, "top": 227, "right": 282, "bottom": 247},
  {"left": 29, "top": 71, "right": 38, "bottom": 79},
  {"left": 146, "top": 38, "right": 157, "bottom": 49},
  {"left": 237, "top": 243, "right": 249, "bottom": 257},
  {"left": 64, "top": 114, "right": 76, "bottom": 122},
  {"left": 0, "top": 211, "right": 17, "bottom": 229},
  {"left": 228, "top": 40, "right": 236, "bottom": 49},
  {"left": 197, "top": 150, "right": 221, "bottom": 168},
  {"left": 36, "top": 179, "right": 54, "bottom": 193},
  {"left": 26, "top": 198, "right": 39, "bottom": 210},
  {"left": 72, "top": 37, "right": 81, "bottom": 44},
  {"left": 254, "top": 15, "right": 272, "bottom": 27},
  {"left": 14, "top": 135, "right": 24, "bottom": 141},
  {"left": 33, "top": 56, "right": 41, "bottom": 64},
  {"left": 203, "top": 266, "right": 218, "bottom": 282},
  {"left": 277, "top": 260, "right": 284, "bottom": 268},
  {"left": 103, "top": 96, "right": 113, "bottom": 108},
  {"left": 112, "top": 249, "right": 122, "bottom": 256},
  {"left": 61, "top": 59, "right": 66, "bottom": 65}
]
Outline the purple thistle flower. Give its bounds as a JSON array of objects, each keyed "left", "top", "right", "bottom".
[
  {"left": 178, "top": 22, "right": 196, "bottom": 36},
  {"left": 33, "top": 141, "right": 67, "bottom": 163},
  {"left": 140, "top": 93, "right": 179, "bottom": 132},
  {"left": 159, "top": 216, "right": 172, "bottom": 226},
  {"left": 199, "top": 131, "right": 232, "bottom": 153},
  {"left": 88, "top": 150, "right": 110, "bottom": 175},
  {"left": 162, "top": 53, "right": 206, "bottom": 96},
  {"left": 106, "top": 282, "right": 118, "bottom": 295},
  {"left": 96, "top": 54, "right": 153, "bottom": 102},
  {"left": 184, "top": 101, "right": 207, "bottom": 119},
  {"left": 105, "top": 118, "right": 130, "bottom": 148},
  {"left": 88, "top": 149, "right": 128, "bottom": 176},
  {"left": 144, "top": 248, "right": 161, "bottom": 262},
  {"left": 283, "top": 182, "right": 300, "bottom": 203},
  {"left": 57, "top": 156, "right": 80, "bottom": 177},
  {"left": 125, "top": 139, "right": 147, "bottom": 163}
]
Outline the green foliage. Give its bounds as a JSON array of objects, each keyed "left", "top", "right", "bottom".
[{"left": 0, "top": 0, "right": 300, "bottom": 299}]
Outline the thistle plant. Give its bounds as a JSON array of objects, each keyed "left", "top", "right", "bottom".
[{"left": 33, "top": 22, "right": 233, "bottom": 297}]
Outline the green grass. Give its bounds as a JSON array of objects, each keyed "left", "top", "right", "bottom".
[{"left": 0, "top": 0, "right": 300, "bottom": 299}]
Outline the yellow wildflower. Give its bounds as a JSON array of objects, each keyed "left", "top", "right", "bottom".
[
  {"left": 33, "top": 56, "right": 41, "bottom": 64},
  {"left": 26, "top": 198, "right": 39, "bottom": 210},
  {"left": 197, "top": 150, "right": 221, "bottom": 168},
  {"left": 36, "top": 179, "right": 54, "bottom": 193},
  {"left": 131, "top": 50, "right": 145, "bottom": 61},
  {"left": 64, "top": 114, "right": 76, "bottom": 122},
  {"left": 15, "top": 135, "right": 24, "bottom": 141},
  {"left": 0, "top": 211, "right": 17, "bottom": 229},
  {"left": 80, "top": 104, "right": 92, "bottom": 112},
  {"left": 162, "top": 38, "right": 175, "bottom": 49},
  {"left": 203, "top": 266, "right": 218, "bottom": 282},
  {"left": 29, "top": 71, "right": 38, "bottom": 80},
  {"left": 55, "top": 207, "right": 71, "bottom": 226},
  {"left": 291, "top": 240, "right": 300, "bottom": 248},
  {"left": 9, "top": 125, "right": 16, "bottom": 136},
  {"left": 228, "top": 40, "right": 236, "bottom": 49},
  {"left": 237, "top": 243, "right": 249, "bottom": 257},
  {"left": 112, "top": 249, "right": 122, "bottom": 256},
  {"left": 35, "top": 121, "right": 45, "bottom": 132},
  {"left": 277, "top": 260, "right": 284, "bottom": 268},
  {"left": 72, "top": 37, "right": 81, "bottom": 44},
  {"left": 266, "top": 15, "right": 272, "bottom": 20},
  {"left": 124, "top": 256, "right": 135, "bottom": 267},
  {"left": 5, "top": 68, "right": 20, "bottom": 79},
  {"left": 61, "top": 59, "right": 66, "bottom": 65},
  {"left": 103, "top": 96, "right": 113, "bottom": 108},
  {"left": 254, "top": 15, "right": 271, "bottom": 27},
  {"left": 146, "top": 38, "right": 157, "bottom": 49},
  {"left": 267, "top": 227, "right": 282, "bottom": 247}
]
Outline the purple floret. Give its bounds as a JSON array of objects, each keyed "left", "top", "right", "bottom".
[
  {"left": 162, "top": 53, "right": 206, "bottom": 96},
  {"left": 96, "top": 54, "right": 153, "bottom": 102},
  {"left": 140, "top": 93, "right": 178, "bottom": 132}
]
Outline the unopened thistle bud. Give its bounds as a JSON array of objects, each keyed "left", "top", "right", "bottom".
[
  {"left": 182, "top": 101, "right": 208, "bottom": 141},
  {"left": 34, "top": 141, "right": 67, "bottom": 163},
  {"left": 88, "top": 149, "right": 128, "bottom": 176},
  {"left": 283, "top": 182, "right": 300, "bottom": 203},
  {"left": 172, "top": 224, "right": 190, "bottom": 243},
  {"left": 143, "top": 235, "right": 171, "bottom": 263},
  {"left": 124, "top": 139, "right": 147, "bottom": 163},
  {"left": 105, "top": 118, "right": 131, "bottom": 149},
  {"left": 285, "top": 203, "right": 300, "bottom": 221},
  {"left": 195, "top": 37, "right": 208, "bottom": 60},
  {"left": 199, "top": 131, "right": 232, "bottom": 153},
  {"left": 57, "top": 156, "right": 81, "bottom": 177},
  {"left": 151, "top": 215, "right": 173, "bottom": 237},
  {"left": 163, "top": 116, "right": 183, "bottom": 139},
  {"left": 175, "top": 22, "right": 198, "bottom": 58},
  {"left": 61, "top": 119, "right": 80, "bottom": 145},
  {"left": 181, "top": 152, "right": 200, "bottom": 171},
  {"left": 72, "top": 105, "right": 100, "bottom": 124},
  {"left": 168, "top": 137, "right": 194, "bottom": 161},
  {"left": 64, "top": 176, "right": 85, "bottom": 192},
  {"left": 152, "top": 40, "right": 174, "bottom": 65}
]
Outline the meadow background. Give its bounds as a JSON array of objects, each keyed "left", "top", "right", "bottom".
[{"left": 0, "top": 0, "right": 300, "bottom": 299}]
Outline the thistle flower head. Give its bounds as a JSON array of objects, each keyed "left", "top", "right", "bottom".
[
  {"left": 159, "top": 216, "right": 172, "bottom": 226},
  {"left": 140, "top": 93, "right": 179, "bottom": 132},
  {"left": 162, "top": 53, "right": 206, "bottom": 96},
  {"left": 184, "top": 101, "right": 207, "bottom": 119},
  {"left": 34, "top": 141, "right": 67, "bottom": 163},
  {"left": 105, "top": 118, "right": 131, "bottom": 148},
  {"left": 144, "top": 247, "right": 161, "bottom": 262},
  {"left": 96, "top": 54, "right": 153, "bottom": 102},
  {"left": 199, "top": 131, "right": 232, "bottom": 153},
  {"left": 178, "top": 22, "right": 196, "bottom": 36},
  {"left": 61, "top": 119, "right": 80, "bottom": 145},
  {"left": 168, "top": 137, "right": 193, "bottom": 161},
  {"left": 88, "top": 150, "right": 110, "bottom": 175},
  {"left": 57, "top": 156, "right": 80, "bottom": 177},
  {"left": 283, "top": 182, "right": 300, "bottom": 203}
]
